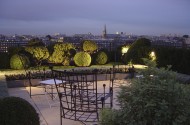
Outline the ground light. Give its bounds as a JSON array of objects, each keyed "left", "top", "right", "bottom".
[
  {"left": 121, "top": 46, "right": 129, "bottom": 55},
  {"left": 150, "top": 51, "right": 156, "bottom": 61}
]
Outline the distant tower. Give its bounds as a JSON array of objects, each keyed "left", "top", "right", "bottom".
[{"left": 103, "top": 24, "right": 107, "bottom": 38}]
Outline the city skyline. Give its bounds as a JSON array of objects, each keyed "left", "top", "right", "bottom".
[{"left": 0, "top": 0, "right": 190, "bottom": 36}]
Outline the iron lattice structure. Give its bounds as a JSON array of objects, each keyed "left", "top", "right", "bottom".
[{"left": 52, "top": 69, "right": 114, "bottom": 125}]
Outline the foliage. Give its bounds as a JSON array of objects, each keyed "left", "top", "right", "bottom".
[
  {"left": 74, "top": 52, "right": 91, "bottom": 67},
  {"left": 0, "top": 52, "right": 10, "bottom": 69},
  {"left": 47, "top": 43, "right": 55, "bottom": 55},
  {"left": 62, "top": 57, "right": 70, "bottom": 66},
  {"left": 48, "top": 50, "right": 64, "bottom": 64},
  {"left": 0, "top": 97, "right": 40, "bottom": 125},
  {"left": 101, "top": 59, "right": 190, "bottom": 125},
  {"left": 123, "top": 38, "right": 151, "bottom": 64},
  {"left": 48, "top": 43, "right": 75, "bottom": 64},
  {"left": 82, "top": 40, "right": 98, "bottom": 53},
  {"left": 10, "top": 54, "right": 30, "bottom": 69},
  {"left": 154, "top": 46, "right": 190, "bottom": 75},
  {"left": 95, "top": 50, "right": 109, "bottom": 65},
  {"left": 25, "top": 46, "right": 49, "bottom": 66},
  {"left": 7, "top": 46, "right": 25, "bottom": 56},
  {"left": 5, "top": 71, "right": 53, "bottom": 81},
  {"left": 100, "top": 108, "right": 121, "bottom": 125}
]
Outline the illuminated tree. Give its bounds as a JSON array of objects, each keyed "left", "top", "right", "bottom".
[
  {"left": 82, "top": 40, "right": 98, "bottom": 53},
  {"left": 95, "top": 50, "right": 108, "bottom": 65},
  {"left": 123, "top": 38, "right": 151, "bottom": 64},
  {"left": 74, "top": 52, "right": 91, "bottom": 67},
  {"left": 25, "top": 46, "right": 49, "bottom": 66},
  {"left": 48, "top": 43, "right": 75, "bottom": 64},
  {"left": 10, "top": 54, "right": 30, "bottom": 69}
]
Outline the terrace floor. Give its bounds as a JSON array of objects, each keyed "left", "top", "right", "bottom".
[{"left": 8, "top": 80, "right": 129, "bottom": 125}]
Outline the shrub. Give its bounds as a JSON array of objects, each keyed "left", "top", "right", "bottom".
[
  {"left": 74, "top": 52, "right": 91, "bottom": 66},
  {"left": 95, "top": 50, "right": 108, "bottom": 65},
  {"left": 100, "top": 59, "right": 190, "bottom": 125},
  {"left": 0, "top": 52, "right": 10, "bottom": 69},
  {"left": 10, "top": 54, "right": 30, "bottom": 69},
  {"left": 82, "top": 40, "right": 98, "bottom": 53},
  {"left": 123, "top": 38, "right": 151, "bottom": 64},
  {"left": 154, "top": 47, "right": 190, "bottom": 75},
  {"left": 0, "top": 97, "right": 40, "bottom": 125},
  {"left": 7, "top": 46, "right": 25, "bottom": 56},
  {"left": 48, "top": 43, "right": 75, "bottom": 64},
  {"left": 25, "top": 46, "right": 49, "bottom": 66},
  {"left": 62, "top": 57, "right": 70, "bottom": 66}
]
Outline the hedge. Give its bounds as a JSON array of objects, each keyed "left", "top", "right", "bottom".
[{"left": 154, "top": 47, "right": 190, "bottom": 75}]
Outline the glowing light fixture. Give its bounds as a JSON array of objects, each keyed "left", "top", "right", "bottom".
[
  {"left": 150, "top": 51, "right": 156, "bottom": 61},
  {"left": 121, "top": 46, "right": 129, "bottom": 55}
]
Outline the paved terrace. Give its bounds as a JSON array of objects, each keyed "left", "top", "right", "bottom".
[
  {"left": 0, "top": 68, "right": 126, "bottom": 125},
  {"left": 1, "top": 67, "right": 190, "bottom": 125}
]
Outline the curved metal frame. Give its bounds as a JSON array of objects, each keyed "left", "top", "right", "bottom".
[{"left": 52, "top": 69, "right": 114, "bottom": 125}]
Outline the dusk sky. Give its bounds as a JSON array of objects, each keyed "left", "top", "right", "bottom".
[{"left": 0, "top": 0, "right": 189, "bottom": 36}]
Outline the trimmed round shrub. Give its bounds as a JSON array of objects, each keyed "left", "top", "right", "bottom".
[
  {"left": 95, "top": 51, "right": 108, "bottom": 65},
  {"left": 74, "top": 52, "right": 91, "bottom": 67},
  {"left": 10, "top": 54, "right": 30, "bottom": 69},
  {"left": 82, "top": 40, "right": 98, "bottom": 53},
  {"left": 0, "top": 97, "right": 40, "bottom": 125}
]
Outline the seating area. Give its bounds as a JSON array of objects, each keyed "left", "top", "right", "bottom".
[
  {"left": 6, "top": 67, "right": 129, "bottom": 125},
  {"left": 52, "top": 70, "right": 114, "bottom": 124}
]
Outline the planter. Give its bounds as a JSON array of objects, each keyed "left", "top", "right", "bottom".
[
  {"left": 6, "top": 80, "right": 29, "bottom": 88},
  {"left": 6, "top": 79, "right": 41, "bottom": 88}
]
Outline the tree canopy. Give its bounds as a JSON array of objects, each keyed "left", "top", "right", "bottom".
[
  {"left": 82, "top": 40, "right": 98, "bottom": 53},
  {"left": 48, "top": 43, "right": 75, "bottom": 64},
  {"left": 25, "top": 46, "right": 49, "bottom": 66},
  {"left": 123, "top": 38, "right": 152, "bottom": 64}
]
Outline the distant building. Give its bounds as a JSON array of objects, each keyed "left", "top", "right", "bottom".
[
  {"left": 102, "top": 24, "right": 107, "bottom": 38},
  {"left": 0, "top": 40, "right": 28, "bottom": 53}
]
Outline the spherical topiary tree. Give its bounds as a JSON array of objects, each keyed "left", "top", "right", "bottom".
[
  {"left": 10, "top": 54, "right": 30, "bottom": 69},
  {"left": 0, "top": 97, "right": 40, "bottom": 125},
  {"left": 74, "top": 52, "right": 91, "bottom": 67},
  {"left": 82, "top": 40, "right": 98, "bottom": 53},
  {"left": 95, "top": 50, "right": 108, "bottom": 65}
]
